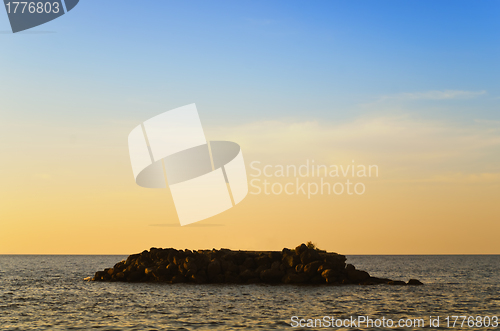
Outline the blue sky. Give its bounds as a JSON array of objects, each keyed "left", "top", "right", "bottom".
[{"left": 1, "top": 0, "right": 499, "bottom": 126}]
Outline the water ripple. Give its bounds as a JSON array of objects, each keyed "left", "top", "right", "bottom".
[{"left": 0, "top": 255, "right": 498, "bottom": 330}]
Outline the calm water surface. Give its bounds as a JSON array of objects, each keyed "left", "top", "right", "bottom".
[{"left": 0, "top": 255, "right": 499, "bottom": 330}]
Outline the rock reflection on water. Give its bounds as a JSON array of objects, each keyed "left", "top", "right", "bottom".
[{"left": 0, "top": 255, "right": 499, "bottom": 330}]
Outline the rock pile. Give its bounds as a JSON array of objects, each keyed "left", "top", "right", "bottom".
[{"left": 92, "top": 244, "right": 423, "bottom": 286}]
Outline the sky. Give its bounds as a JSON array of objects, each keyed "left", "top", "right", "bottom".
[{"left": 0, "top": 0, "right": 499, "bottom": 254}]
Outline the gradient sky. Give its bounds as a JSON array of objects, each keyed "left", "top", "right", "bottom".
[{"left": 1, "top": 1, "right": 499, "bottom": 254}]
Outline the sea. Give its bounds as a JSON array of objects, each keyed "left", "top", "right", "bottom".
[{"left": 0, "top": 255, "right": 498, "bottom": 330}]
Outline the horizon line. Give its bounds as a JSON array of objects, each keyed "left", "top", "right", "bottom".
[{"left": 1, "top": 253, "right": 499, "bottom": 256}]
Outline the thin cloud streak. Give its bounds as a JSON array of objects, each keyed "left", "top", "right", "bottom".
[
  {"left": 379, "top": 90, "right": 487, "bottom": 101},
  {"left": 205, "top": 114, "right": 500, "bottom": 179}
]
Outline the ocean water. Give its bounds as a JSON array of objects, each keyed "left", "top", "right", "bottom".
[{"left": 0, "top": 255, "right": 498, "bottom": 330}]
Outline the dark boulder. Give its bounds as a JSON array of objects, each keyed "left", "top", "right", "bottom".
[
  {"left": 207, "top": 259, "right": 221, "bottom": 281},
  {"left": 171, "top": 275, "right": 186, "bottom": 283},
  {"left": 243, "top": 257, "right": 256, "bottom": 270},
  {"left": 166, "top": 263, "right": 177, "bottom": 274},
  {"left": 407, "top": 279, "right": 423, "bottom": 285},
  {"left": 224, "top": 272, "right": 241, "bottom": 283},
  {"left": 240, "top": 269, "right": 259, "bottom": 281},
  {"left": 268, "top": 251, "right": 282, "bottom": 262},
  {"left": 310, "top": 275, "right": 325, "bottom": 284},
  {"left": 347, "top": 269, "right": 370, "bottom": 282},
  {"left": 91, "top": 244, "right": 418, "bottom": 286},
  {"left": 321, "top": 269, "right": 336, "bottom": 279},
  {"left": 126, "top": 271, "right": 143, "bottom": 282},
  {"left": 300, "top": 249, "right": 321, "bottom": 265},
  {"left": 271, "top": 261, "right": 281, "bottom": 270},
  {"left": 114, "top": 272, "right": 125, "bottom": 280},
  {"left": 260, "top": 268, "right": 284, "bottom": 283},
  {"left": 255, "top": 255, "right": 271, "bottom": 267},
  {"left": 295, "top": 244, "right": 308, "bottom": 255},
  {"left": 317, "top": 262, "right": 334, "bottom": 274},
  {"left": 191, "top": 273, "right": 207, "bottom": 284},
  {"left": 282, "top": 253, "right": 301, "bottom": 268},
  {"left": 346, "top": 264, "right": 355, "bottom": 272},
  {"left": 283, "top": 273, "right": 309, "bottom": 284},
  {"left": 93, "top": 271, "right": 106, "bottom": 281},
  {"left": 303, "top": 261, "right": 323, "bottom": 275}
]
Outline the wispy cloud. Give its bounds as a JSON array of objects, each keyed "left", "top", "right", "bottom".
[
  {"left": 379, "top": 90, "right": 487, "bottom": 101},
  {"left": 474, "top": 119, "right": 500, "bottom": 126},
  {"left": 206, "top": 114, "right": 500, "bottom": 180}
]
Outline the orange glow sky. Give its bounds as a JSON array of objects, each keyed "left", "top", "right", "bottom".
[
  {"left": 1, "top": 114, "right": 499, "bottom": 254},
  {"left": 1, "top": 1, "right": 499, "bottom": 254}
]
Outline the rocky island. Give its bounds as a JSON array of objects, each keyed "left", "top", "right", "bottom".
[{"left": 92, "top": 243, "right": 423, "bottom": 286}]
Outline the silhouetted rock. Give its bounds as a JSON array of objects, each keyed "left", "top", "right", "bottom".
[
  {"left": 255, "top": 255, "right": 271, "bottom": 267},
  {"left": 407, "top": 279, "right": 424, "bottom": 285},
  {"left": 300, "top": 249, "right": 320, "bottom": 265},
  {"left": 207, "top": 259, "right": 221, "bottom": 281},
  {"left": 240, "top": 269, "right": 258, "bottom": 281},
  {"left": 317, "top": 262, "right": 333, "bottom": 274},
  {"left": 171, "top": 275, "right": 186, "bottom": 283},
  {"left": 190, "top": 273, "right": 207, "bottom": 284},
  {"left": 283, "top": 272, "right": 310, "bottom": 284},
  {"left": 90, "top": 244, "right": 423, "bottom": 286},
  {"left": 321, "top": 269, "right": 336, "bottom": 279},
  {"left": 282, "top": 251, "right": 300, "bottom": 268},
  {"left": 303, "top": 261, "right": 322, "bottom": 275},
  {"left": 260, "top": 268, "right": 284, "bottom": 283},
  {"left": 295, "top": 243, "right": 308, "bottom": 255}
]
